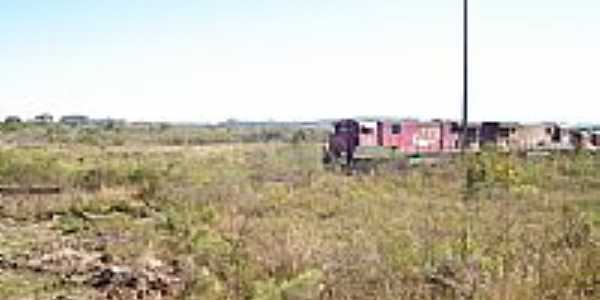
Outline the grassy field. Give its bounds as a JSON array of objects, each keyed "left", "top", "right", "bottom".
[{"left": 0, "top": 142, "right": 599, "bottom": 300}]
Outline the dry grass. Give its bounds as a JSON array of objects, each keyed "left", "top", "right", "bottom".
[{"left": 0, "top": 144, "right": 599, "bottom": 299}]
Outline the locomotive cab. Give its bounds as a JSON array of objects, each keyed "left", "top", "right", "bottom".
[{"left": 324, "top": 119, "right": 360, "bottom": 166}]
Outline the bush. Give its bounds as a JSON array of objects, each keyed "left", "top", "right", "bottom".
[{"left": 0, "top": 149, "right": 64, "bottom": 184}]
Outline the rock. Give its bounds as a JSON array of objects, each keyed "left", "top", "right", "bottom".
[
  {"left": 0, "top": 253, "right": 18, "bottom": 269},
  {"left": 19, "top": 247, "right": 184, "bottom": 299},
  {"left": 88, "top": 266, "right": 137, "bottom": 289},
  {"left": 26, "top": 247, "right": 103, "bottom": 275},
  {"left": 87, "top": 262, "right": 184, "bottom": 299}
]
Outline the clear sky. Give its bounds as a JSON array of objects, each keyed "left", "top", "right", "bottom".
[{"left": 1, "top": 0, "right": 598, "bottom": 123}]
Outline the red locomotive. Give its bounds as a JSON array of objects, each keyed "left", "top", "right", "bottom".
[{"left": 323, "top": 119, "right": 462, "bottom": 166}]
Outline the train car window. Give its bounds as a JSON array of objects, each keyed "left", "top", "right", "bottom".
[
  {"left": 337, "top": 126, "right": 351, "bottom": 133},
  {"left": 499, "top": 128, "right": 511, "bottom": 137},
  {"left": 392, "top": 124, "right": 402, "bottom": 134},
  {"left": 361, "top": 126, "right": 374, "bottom": 134},
  {"left": 552, "top": 127, "right": 561, "bottom": 142},
  {"left": 451, "top": 123, "right": 461, "bottom": 132}
]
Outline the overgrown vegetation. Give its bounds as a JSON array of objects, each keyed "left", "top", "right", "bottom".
[
  {"left": 0, "top": 141, "right": 599, "bottom": 299},
  {"left": 0, "top": 122, "right": 328, "bottom": 146}
]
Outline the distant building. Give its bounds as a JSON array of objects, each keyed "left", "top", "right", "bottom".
[
  {"left": 129, "top": 121, "right": 153, "bottom": 130},
  {"left": 60, "top": 115, "right": 90, "bottom": 126},
  {"left": 4, "top": 115, "right": 22, "bottom": 124},
  {"left": 217, "top": 120, "right": 326, "bottom": 130},
  {"left": 34, "top": 113, "right": 54, "bottom": 124},
  {"left": 91, "top": 118, "right": 126, "bottom": 129}
]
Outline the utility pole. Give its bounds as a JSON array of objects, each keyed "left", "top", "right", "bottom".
[
  {"left": 460, "top": 0, "right": 472, "bottom": 263},
  {"left": 461, "top": 0, "right": 469, "bottom": 152}
]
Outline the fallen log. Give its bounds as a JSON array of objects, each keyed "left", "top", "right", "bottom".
[{"left": 0, "top": 186, "right": 62, "bottom": 195}]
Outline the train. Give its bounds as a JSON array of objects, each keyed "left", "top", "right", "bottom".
[{"left": 323, "top": 118, "right": 600, "bottom": 167}]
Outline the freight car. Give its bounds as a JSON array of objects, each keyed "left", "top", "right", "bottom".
[{"left": 323, "top": 119, "right": 590, "bottom": 168}]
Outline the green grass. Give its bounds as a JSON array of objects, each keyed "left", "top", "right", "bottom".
[{"left": 577, "top": 198, "right": 600, "bottom": 228}]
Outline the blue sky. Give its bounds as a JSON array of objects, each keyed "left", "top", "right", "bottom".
[{"left": 1, "top": 0, "right": 598, "bottom": 123}]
